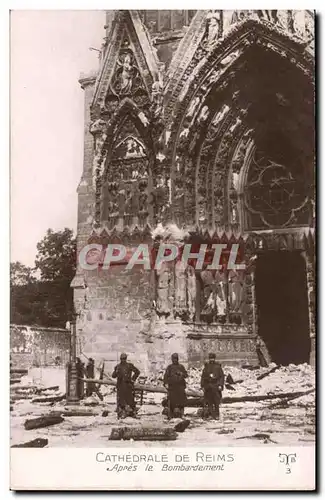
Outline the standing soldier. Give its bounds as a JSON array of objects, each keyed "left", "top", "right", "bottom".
[
  {"left": 112, "top": 353, "right": 140, "bottom": 419},
  {"left": 163, "top": 353, "right": 188, "bottom": 419},
  {"left": 201, "top": 353, "right": 224, "bottom": 419}
]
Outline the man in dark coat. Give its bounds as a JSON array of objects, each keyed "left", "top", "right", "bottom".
[
  {"left": 163, "top": 353, "right": 188, "bottom": 419},
  {"left": 201, "top": 353, "right": 224, "bottom": 419},
  {"left": 112, "top": 353, "right": 140, "bottom": 418}
]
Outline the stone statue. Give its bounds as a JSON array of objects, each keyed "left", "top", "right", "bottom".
[
  {"left": 156, "top": 264, "right": 173, "bottom": 317},
  {"left": 174, "top": 260, "right": 188, "bottom": 317},
  {"left": 114, "top": 52, "right": 136, "bottom": 95},
  {"left": 151, "top": 80, "right": 164, "bottom": 120},
  {"left": 187, "top": 265, "right": 197, "bottom": 321},
  {"left": 206, "top": 11, "right": 220, "bottom": 46}
]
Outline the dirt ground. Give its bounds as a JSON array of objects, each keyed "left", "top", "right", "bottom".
[{"left": 10, "top": 365, "right": 315, "bottom": 448}]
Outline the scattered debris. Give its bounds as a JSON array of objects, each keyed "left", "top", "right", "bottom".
[
  {"left": 83, "top": 396, "right": 100, "bottom": 406},
  {"left": 237, "top": 432, "right": 271, "bottom": 440},
  {"left": 236, "top": 432, "right": 278, "bottom": 443},
  {"left": 11, "top": 394, "right": 34, "bottom": 401},
  {"left": 24, "top": 415, "right": 64, "bottom": 430},
  {"left": 10, "top": 379, "right": 22, "bottom": 385},
  {"left": 11, "top": 369, "right": 28, "bottom": 376},
  {"left": 11, "top": 385, "right": 38, "bottom": 391},
  {"left": 257, "top": 365, "right": 279, "bottom": 381},
  {"left": 225, "top": 374, "right": 235, "bottom": 385},
  {"left": 11, "top": 438, "right": 49, "bottom": 448},
  {"left": 10, "top": 363, "right": 315, "bottom": 447},
  {"left": 35, "top": 386, "right": 60, "bottom": 394},
  {"left": 173, "top": 419, "right": 190, "bottom": 433},
  {"left": 62, "top": 409, "right": 98, "bottom": 417},
  {"left": 109, "top": 426, "right": 177, "bottom": 441},
  {"left": 31, "top": 394, "right": 65, "bottom": 404},
  {"left": 241, "top": 364, "right": 260, "bottom": 371}
]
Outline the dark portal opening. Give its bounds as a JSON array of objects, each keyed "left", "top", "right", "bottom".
[{"left": 255, "top": 251, "right": 310, "bottom": 365}]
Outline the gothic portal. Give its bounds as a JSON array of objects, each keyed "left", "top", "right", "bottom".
[{"left": 73, "top": 10, "right": 315, "bottom": 372}]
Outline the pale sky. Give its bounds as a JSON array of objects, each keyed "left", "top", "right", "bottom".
[{"left": 10, "top": 10, "right": 106, "bottom": 266}]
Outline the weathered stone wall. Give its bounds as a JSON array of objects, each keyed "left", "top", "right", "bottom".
[
  {"left": 75, "top": 265, "right": 152, "bottom": 373},
  {"left": 74, "top": 10, "right": 315, "bottom": 371},
  {"left": 138, "top": 319, "right": 258, "bottom": 372},
  {"left": 10, "top": 325, "right": 70, "bottom": 369}
]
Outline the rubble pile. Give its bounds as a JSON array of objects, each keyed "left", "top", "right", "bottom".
[
  {"left": 130, "top": 363, "right": 315, "bottom": 403},
  {"left": 10, "top": 379, "right": 65, "bottom": 410},
  {"left": 187, "top": 362, "right": 315, "bottom": 401},
  {"left": 10, "top": 362, "right": 316, "bottom": 448}
]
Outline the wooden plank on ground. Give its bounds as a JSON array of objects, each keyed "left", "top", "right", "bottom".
[
  {"left": 109, "top": 426, "right": 177, "bottom": 441},
  {"left": 24, "top": 415, "right": 64, "bottom": 430},
  {"left": 12, "top": 438, "right": 49, "bottom": 448}
]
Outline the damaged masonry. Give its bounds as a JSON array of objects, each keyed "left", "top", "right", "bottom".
[
  {"left": 79, "top": 242, "right": 246, "bottom": 270},
  {"left": 11, "top": 10, "right": 315, "bottom": 449},
  {"left": 73, "top": 10, "right": 315, "bottom": 371}
]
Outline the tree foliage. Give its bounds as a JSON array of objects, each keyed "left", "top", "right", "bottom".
[
  {"left": 35, "top": 228, "right": 76, "bottom": 282},
  {"left": 10, "top": 228, "right": 77, "bottom": 328},
  {"left": 10, "top": 262, "right": 36, "bottom": 286}
]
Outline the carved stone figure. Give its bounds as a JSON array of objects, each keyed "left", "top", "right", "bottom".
[
  {"left": 119, "top": 53, "right": 134, "bottom": 94},
  {"left": 206, "top": 11, "right": 221, "bottom": 46},
  {"left": 125, "top": 137, "right": 146, "bottom": 158},
  {"left": 156, "top": 265, "right": 173, "bottom": 317},
  {"left": 228, "top": 270, "right": 244, "bottom": 314},
  {"left": 187, "top": 265, "right": 197, "bottom": 321},
  {"left": 174, "top": 260, "right": 188, "bottom": 319}
]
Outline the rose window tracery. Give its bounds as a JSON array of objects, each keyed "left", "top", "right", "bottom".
[{"left": 245, "top": 151, "right": 311, "bottom": 229}]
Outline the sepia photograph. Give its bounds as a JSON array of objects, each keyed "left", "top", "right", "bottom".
[{"left": 10, "top": 9, "right": 315, "bottom": 490}]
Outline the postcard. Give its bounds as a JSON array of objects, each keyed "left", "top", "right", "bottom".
[{"left": 10, "top": 9, "right": 315, "bottom": 491}]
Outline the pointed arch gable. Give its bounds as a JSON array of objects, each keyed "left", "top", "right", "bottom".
[
  {"left": 96, "top": 98, "right": 156, "bottom": 230},
  {"left": 168, "top": 18, "right": 313, "bottom": 132},
  {"left": 167, "top": 19, "right": 314, "bottom": 232},
  {"left": 91, "top": 10, "right": 160, "bottom": 115},
  {"left": 102, "top": 97, "right": 154, "bottom": 169},
  {"left": 166, "top": 14, "right": 314, "bottom": 125}
]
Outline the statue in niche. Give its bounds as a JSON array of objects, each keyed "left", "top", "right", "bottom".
[
  {"left": 187, "top": 265, "right": 197, "bottom": 321},
  {"left": 215, "top": 271, "right": 227, "bottom": 321},
  {"left": 199, "top": 270, "right": 226, "bottom": 323},
  {"left": 115, "top": 52, "right": 136, "bottom": 95},
  {"left": 256, "top": 10, "right": 279, "bottom": 23},
  {"left": 215, "top": 198, "right": 224, "bottom": 224},
  {"left": 107, "top": 196, "right": 119, "bottom": 216},
  {"left": 118, "top": 185, "right": 134, "bottom": 216},
  {"left": 125, "top": 138, "right": 146, "bottom": 158},
  {"left": 206, "top": 11, "right": 221, "bottom": 46},
  {"left": 174, "top": 260, "right": 188, "bottom": 319},
  {"left": 151, "top": 80, "right": 164, "bottom": 120},
  {"left": 138, "top": 192, "right": 148, "bottom": 213},
  {"left": 229, "top": 194, "right": 239, "bottom": 224},
  {"left": 228, "top": 270, "right": 244, "bottom": 324},
  {"left": 200, "top": 269, "right": 215, "bottom": 321},
  {"left": 156, "top": 264, "right": 173, "bottom": 317}
]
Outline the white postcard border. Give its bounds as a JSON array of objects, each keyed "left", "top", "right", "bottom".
[{"left": 11, "top": 446, "right": 315, "bottom": 491}]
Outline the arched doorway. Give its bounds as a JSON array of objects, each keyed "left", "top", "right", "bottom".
[{"left": 255, "top": 251, "right": 311, "bottom": 365}]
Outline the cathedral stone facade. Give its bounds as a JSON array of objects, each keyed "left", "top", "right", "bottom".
[{"left": 73, "top": 10, "right": 315, "bottom": 372}]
